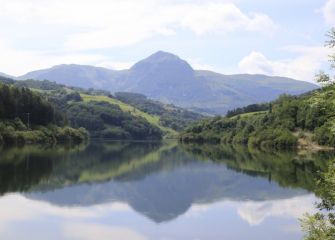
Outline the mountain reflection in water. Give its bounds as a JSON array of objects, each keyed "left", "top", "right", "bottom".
[{"left": 0, "top": 141, "right": 333, "bottom": 239}]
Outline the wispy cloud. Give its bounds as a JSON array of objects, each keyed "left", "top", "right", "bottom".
[
  {"left": 237, "top": 195, "right": 316, "bottom": 226},
  {"left": 0, "top": 40, "right": 109, "bottom": 75},
  {"left": 238, "top": 45, "right": 330, "bottom": 82},
  {"left": 0, "top": 0, "right": 276, "bottom": 51},
  {"left": 322, "top": 0, "right": 335, "bottom": 25},
  {"left": 63, "top": 222, "right": 147, "bottom": 240}
]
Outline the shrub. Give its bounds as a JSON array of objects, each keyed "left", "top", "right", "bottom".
[
  {"left": 314, "top": 123, "right": 335, "bottom": 146},
  {"left": 101, "top": 127, "right": 131, "bottom": 139}
]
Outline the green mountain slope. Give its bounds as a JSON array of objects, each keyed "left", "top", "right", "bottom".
[
  {"left": 180, "top": 84, "right": 335, "bottom": 148},
  {"left": 3, "top": 78, "right": 201, "bottom": 139},
  {"left": 0, "top": 81, "right": 88, "bottom": 146},
  {"left": 80, "top": 93, "right": 177, "bottom": 137},
  {"left": 114, "top": 92, "right": 204, "bottom": 131}
]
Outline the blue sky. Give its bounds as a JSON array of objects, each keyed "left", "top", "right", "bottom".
[{"left": 0, "top": 0, "right": 334, "bottom": 82}]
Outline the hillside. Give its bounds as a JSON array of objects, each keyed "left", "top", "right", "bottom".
[
  {"left": 0, "top": 72, "right": 14, "bottom": 79},
  {"left": 114, "top": 92, "right": 204, "bottom": 131},
  {"left": 180, "top": 83, "right": 335, "bottom": 148},
  {"left": 0, "top": 81, "right": 88, "bottom": 146},
  {"left": 79, "top": 93, "right": 176, "bottom": 138},
  {"left": 19, "top": 64, "right": 123, "bottom": 89},
  {"left": 17, "top": 51, "right": 318, "bottom": 114},
  {"left": 2, "top": 78, "right": 203, "bottom": 139}
]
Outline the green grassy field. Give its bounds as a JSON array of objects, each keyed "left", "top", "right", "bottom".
[
  {"left": 80, "top": 94, "right": 178, "bottom": 137},
  {"left": 229, "top": 111, "right": 268, "bottom": 120}
]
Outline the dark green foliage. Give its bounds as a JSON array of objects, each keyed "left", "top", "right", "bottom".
[
  {"left": 101, "top": 127, "right": 131, "bottom": 139},
  {"left": 84, "top": 88, "right": 111, "bottom": 96},
  {"left": 15, "top": 80, "right": 165, "bottom": 140},
  {"left": 0, "top": 120, "right": 88, "bottom": 146},
  {"left": 45, "top": 89, "right": 80, "bottom": 110},
  {"left": 0, "top": 82, "right": 88, "bottom": 146},
  {"left": 181, "top": 143, "right": 333, "bottom": 192},
  {"left": 14, "top": 79, "right": 65, "bottom": 90},
  {"left": 0, "top": 76, "right": 15, "bottom": 85},
  {"left": 301, "top": 160, "right": 335, "bottom": 240},
  {"left": 115, "top": 92, "right": 204, "bottom": 131},
  {"left": 181, "top": 84, "right": 335, "bottom": 148},
  {"left": 0, "top": 82, "right": 65, "bottom": 126},
  {"left": 116, "top": 92, "right": 166, "bottom": 115},
  {"left": 314, "top": 124, "right": 335, "bottom": 146},
  {"left": 67, "top": 101, "right": 162, "bottom": 140},
  {"left": 248, "top": 128, "right": 298, "bottom": 148},
  {"left": 65, "top": 92, "right": 82, "bottom": 102},
  {"left": 300, "top": 29, "right": 335, "bottom": 239},
  {"left": 226, "top": 103, "right": 269, "bottom": 118},
  {"left": 53, "top": 126, "right": 88, "bottom": 144}
]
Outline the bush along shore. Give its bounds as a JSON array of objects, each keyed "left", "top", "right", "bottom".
[
  {"left": 0, "top": 119, "right": 88, "bottom": 147},
  {"left": 0, "top": 82, "right": 88, "bottom": 147},
  {"left": 179, "top": 83, "right": 335, "bottom": 149}
]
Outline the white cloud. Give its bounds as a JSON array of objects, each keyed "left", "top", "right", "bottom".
[
  {"left": 323, "top": 0, "right": 335, "bottom": 25},
  {"left": 0, "top": 40, "right": 110, "bottom": 76},
  {"left": 186, "top": 57, "right": 221, "bottom": 72},
  {"left": 63, "top": 222, "right": 147, "bottom": 240},
  {"left": 0, "top": 0, "right": 277, "bottom": 74},
  {"left": 64, "top": 1, "right": 276, "bottom": 50},
  {"left": 0, "top": 0, "right": 276, "bottom": 51},
  {"left": 238, "top": 45, "right": 330, "bottom": 82},
  {"left": 0, "top": 193, "right": 134, "bottom": 238},
  {"left": 237, "top": 195, "right": 317, "bottom": 226},
  {"left": 179, "top": 3, "right": 276, "bottom": 35}
]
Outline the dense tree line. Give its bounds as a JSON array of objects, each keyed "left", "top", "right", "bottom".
[
  {"left": 14, "top": 79, "right": 66, "bottom": 91},
  {"left": 115, "top": 92, "right": 204, "bottom": 131},
  {"left": 301, "top": 159, "right": 335, "bottom": 239},
  {"left": 180, "top": 86, "right": 335, "bottom": 148},
  {"left": 0, "top": 83, "right": 65, "bottom": 126},
  {"left": 43, "top": 89, "right": 163, "bottom": 139},
  {"left": 226, "top": 103, "right": 269, "bottom": 118},
  {"left": 0, "top": 76, "right": 15, "bottom": 85},
  {"left": 0, "top": 82, "right": 88, "bottom": 146},
  {"left": 6, "top": 83, "right": 164, "bottom": 140},
  {"left": 181, "top": 143, "right": 333, "bottom": 192},
  {"left": 67, "top": 101, "right": 163, "bottom": 140}
]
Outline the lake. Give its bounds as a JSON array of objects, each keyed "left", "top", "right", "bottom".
[{"left": 0, "top": 140, "right": 333, "bottom": 240}]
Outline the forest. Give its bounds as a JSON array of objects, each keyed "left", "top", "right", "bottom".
[
  {"left": 180, "top": 84, "right": 335, "bottom": 148},
  {"left": 0, "top": 77, "right": 203, "bottom": 141},
  {"left": 67, "top": 101, "right": 163, "bottom": 140},
  {"left": 115, "top": 92, "right": 204, "bottom": 131},
  {"left": 0, "top": 81, "right": 88, "bottom": 146}
]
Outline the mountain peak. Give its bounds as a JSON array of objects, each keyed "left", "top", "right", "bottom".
[
  {"left": 130, "top": 51, "right": 193, "bottom": 71},
  {"left": 149, "top": 51, "right": 180, "bottom": 60}
]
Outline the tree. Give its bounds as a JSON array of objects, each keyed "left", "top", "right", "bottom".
[
  {"left": 326, "top": 28, "right": 335, "bottom": 68},
  {"left": 315, "top": 70, "right": 331, "bottom": 85},
  {"left": 300, "top": 27, "right": 335, "bottom": 232},
  {"left": 315, "top": 28, "right": 335, "bottom": 86},
  {"left": 300, "top": 160, "right": 335, "bottom": 240}
]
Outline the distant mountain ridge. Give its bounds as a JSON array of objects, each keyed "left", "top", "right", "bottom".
[
  {"left": 17, "top": 51, "right": 318, "bottom": 114},
  {"left": 0, "top": 72, "right": 14, "bottom": 79}
]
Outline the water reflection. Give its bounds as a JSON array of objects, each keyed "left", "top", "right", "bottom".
[{"left": 0, "top": 141, "right": 332, "bottom": 239}]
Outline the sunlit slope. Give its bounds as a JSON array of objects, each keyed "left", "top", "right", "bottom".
[
  {"left": 80, "top": 94, "right": 177, "bottom": 137},
  {"left": 180, "top": 84, "right": 335, "bottom": 148}
]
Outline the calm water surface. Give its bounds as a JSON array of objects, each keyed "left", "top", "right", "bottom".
[{"left": 0, "top": 141, "right": 333, "bottom": 240}]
